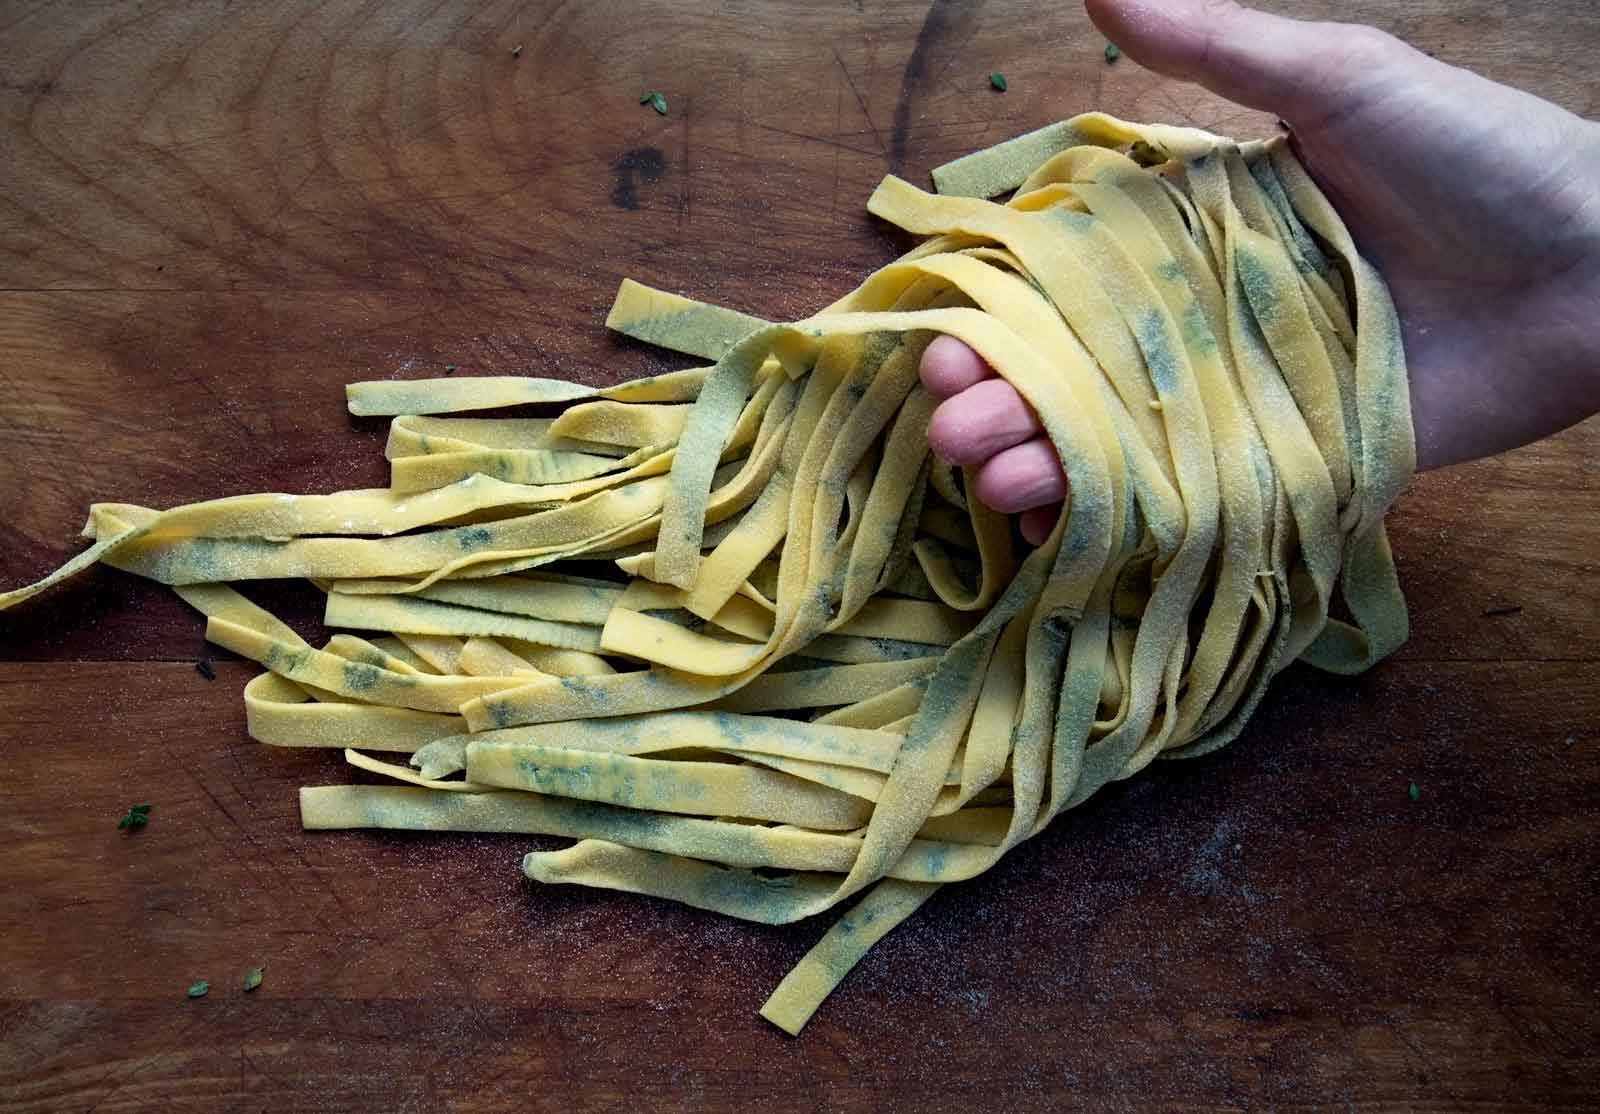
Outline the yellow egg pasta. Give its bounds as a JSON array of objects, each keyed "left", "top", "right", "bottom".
[{"left": 0, "top": 115, "right": 1412, "bottom": 1035}]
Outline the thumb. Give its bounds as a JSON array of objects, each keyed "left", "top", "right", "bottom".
[{"left": 1084, "top": 0, "right": 1413, "bottom": 126}]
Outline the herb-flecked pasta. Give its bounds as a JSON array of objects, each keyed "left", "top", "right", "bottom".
[{"left": 0, "top": 114, "right": 1413, "bottom": 1035}]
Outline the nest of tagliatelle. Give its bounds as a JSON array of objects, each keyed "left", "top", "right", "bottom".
[{"left": 1, "top": 113, "right": 1414, "bottom": 1034}]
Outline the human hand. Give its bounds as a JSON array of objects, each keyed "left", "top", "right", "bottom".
[{"left": 922, "top": 0, "right": 1600, "bottom": 545}]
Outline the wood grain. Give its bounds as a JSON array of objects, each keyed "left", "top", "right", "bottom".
[
  {"left": 1, "top": 0, "right": 1596, "bottom": 1110},
  {"left": 1, "top": 660, "right": 1595, "bottom": 1112}
]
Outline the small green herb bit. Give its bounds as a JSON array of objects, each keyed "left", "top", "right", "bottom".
[
  {"left": 640, "top": 90, "right": 668, "bottom": 116},
  {"left": 1408, "top": 782, "right": 1421, "bottom": 802},
  {"left": 117, "top": 803, "right": 152, "bottom": 831},
  {"left": 187, "top": 980, "right": 209, "bottom": 999},
  {"left": 989, "top": 71, "right": 1007, "bottom": 92},
  {"left": 1105, "top": 42, "right": 1122, "bottom": 63},
  {"left": 243, "top": 966, "right": 265, "bottom": 992},
  {"left": 1129, "top": 138, "right": 1168, "bottom": 167}
]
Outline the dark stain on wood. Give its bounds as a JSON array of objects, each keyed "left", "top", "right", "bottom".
[
  {"left": 891, "top": 0, "right": 983, "bottom": 173},
  {"left": 611, "top": 147, "right": 666, "bottom": 210}
]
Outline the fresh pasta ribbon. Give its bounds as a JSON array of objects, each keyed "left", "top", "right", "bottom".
[{"left": 0, "top": 114, "right": 1413, "bottom": 1035}]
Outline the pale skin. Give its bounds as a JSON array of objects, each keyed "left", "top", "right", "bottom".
[{"left": 923, "top": 0, "right": 1600, "bottom": 544}]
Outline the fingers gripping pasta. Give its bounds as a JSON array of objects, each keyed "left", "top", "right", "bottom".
[{"left": 0, "top": 115, "right": 1413, "bottom": 1034}]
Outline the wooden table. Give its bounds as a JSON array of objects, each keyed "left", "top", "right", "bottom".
[{"left": 2, "top": 1, "right": 1596, "bottom": 1110}]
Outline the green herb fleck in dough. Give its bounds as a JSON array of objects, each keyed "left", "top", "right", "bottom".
[
  {"left": 455, "top": 525, "right": 494, "bottom": 551},
  {"left": 989, "top": 71, "right": 1007, "bottom": 92},
  {"left": 1105, "top": 42, "right": 1121, "bottom": 63},
  {"left": 641, "top": 91, "right": 668, "bottom": 116},
  {"left": 243, "top": 966, "right": 264, "bottom": 992},
  {"left": 117, "top": 803, "right": 152, "bottom": 831},
  {"left": 341, "top": 660, "right": 384, "bottom": 694},
  {"left": 187, "top": 980, "right": 209, "bottom": 999},
  {"left": 1129, "top": 138, "right": 1167, "bottom": 168}
]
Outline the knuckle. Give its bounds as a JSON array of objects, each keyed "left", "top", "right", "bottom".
[{"left": 1338, "top": 23, "right": 1402, "bottom": 68}]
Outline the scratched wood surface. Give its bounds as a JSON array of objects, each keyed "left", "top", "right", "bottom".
[{"left": 1, "top": 1, "right": 1597, "bottom": 1111}]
